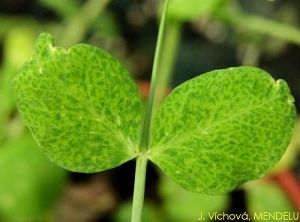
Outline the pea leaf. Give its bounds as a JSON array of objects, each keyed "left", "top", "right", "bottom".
[
  {"left": 149, "top": 67, "right": 296, "bottom": 194},
  {"left": 13, "top": 33, "right": 142, "bottom": 173},
  {"left": 168, "top": 0, "right": 225, "bottom": 21}
]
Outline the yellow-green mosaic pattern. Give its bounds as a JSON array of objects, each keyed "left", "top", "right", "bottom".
[
  {"left": 13, "top": 33, "right": 142, "bottom": 172},
  {"left": 13, "top": 33, "right": 296, "bottom": 195},
  {"left": 149, "top": 67, "right": 296, "bottom": 194}
]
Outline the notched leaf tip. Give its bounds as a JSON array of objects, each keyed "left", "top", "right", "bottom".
[
  {"left": 35, "top": 33, "right": 54, "bottom": 51},
  {"left": 275, "top": 79, "right": 281, "bottom": 87},
  {"left": 288, "top": 98, "right": 295, "bottom": 105},
  {"left": 34, "top": 32, "right": 66, "bottom": 57},
  {"left": 275, "top": 79, "right": 295, "bottom": 105}
]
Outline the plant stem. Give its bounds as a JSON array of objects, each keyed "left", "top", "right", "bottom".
[
  {"left": 217, "top": 4, "right": 300, "bottom": 46},
  {"left": 153, "top": 19, "right": 182, "bottom": 113},
  {"left": 139, "top": 0, "right": 169, "bottom": 152},
  {"left": 59, "top": 0, "right": 111, "bottom": 47},
  {"left": 241, "top": 43, "right": 260, "bottom": 66},
  {"left": 131, "top": 155, "right": 148, "bottom": 222},
  {"left": 131, "top": 1, "right": 169, "bottom": 221}
]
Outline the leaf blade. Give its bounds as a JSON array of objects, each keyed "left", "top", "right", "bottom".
[
  {"left": 13, "top": 33, "right": 143, "bottom": 172},
  {"left": 149, "top": 67, "right": 296, "bottom": 194}
]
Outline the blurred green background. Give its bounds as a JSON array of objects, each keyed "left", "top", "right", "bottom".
[{"left": 0, "top": 0, "right": 299, "bottom": 221}]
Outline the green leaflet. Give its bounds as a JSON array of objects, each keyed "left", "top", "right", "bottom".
[
  {"left": 13, "top": 33, "right": 142, "bottom": 172},
  {"left": 14, "top": 33, "right": 296, "bottom": 195},
  {"left": 149, "top": 67, "right": 296, "bottom": 194}
]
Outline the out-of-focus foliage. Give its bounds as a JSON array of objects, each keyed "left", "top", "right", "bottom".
[
  {"left": 115, "top": 202, "right": 163, "bottom": 222},
  {"left": 0, "top": 27, "right": 38, "bottom": 141},
  {"left": 216, "top": 3, "right": 300, "bottom": 46},
  {"left": 0, "top": 17, "right": 41, "bottom": 41},
  {"left": 159, "top": 175, "right": 228, "bottom": 221},
  {"left": 53, "top": 0, "right": 112, "bottom": 47},
  {"left": 3, "top": 28, "right": 35, "bottom": 69},
  {"left": 93, "top": 11, "right": 120, "bottom": 39},
  {"left": 274, "top": 120, "right": 300, "bottom": 170},
  {"left": 38, "top": 0, "right": 80, "bottom": 18},
  {"left": 246, "top": 182, "right": 295, "bottom": 222},
  {"left": 168, "top": 0, "right": 225, "bottom": 21},
  {"left": 0, "top": 135, "right": 66, "bottom": 221}
]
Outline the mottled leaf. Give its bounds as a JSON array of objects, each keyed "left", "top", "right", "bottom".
[
  {"left": 13, "top": 33, "right": 142, "bottom": 172},
  {"left": 149, "top": 67, "right": 296, "bottom": 194}
]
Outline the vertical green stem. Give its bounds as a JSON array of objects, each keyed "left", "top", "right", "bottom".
[
  {"left": 131, "top": 1, "right": 169, "bottom": 221},
  {"left": 131, "top": 156, "right": 148, "bottom": 222},
  {"left": 241, "top": 43, "right": 260, "bottom": 66},
  {"left": 153, "top": 19, "right": 182, "bottom": 113},
  {"left": 140, "top": 0, "right": 170, "bottom": 152},
  {"left": 59, "top": 0, "right": 111, "bottom": 47}
]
